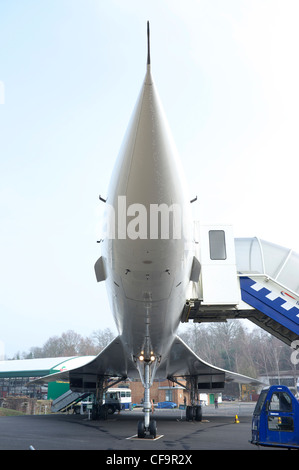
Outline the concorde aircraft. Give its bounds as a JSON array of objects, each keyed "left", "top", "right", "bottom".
[{"left": 32, "top": 23, "right": 261, "bottom": 438}]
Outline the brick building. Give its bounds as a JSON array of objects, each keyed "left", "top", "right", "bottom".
[
  {"left": 129, "top": 378, "right": 188, "bottom": 406},
  {"left": 111, "top": 379, "right": 216, "bottom": 406}
]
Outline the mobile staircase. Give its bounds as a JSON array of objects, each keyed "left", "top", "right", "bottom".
[
  {"left": 182, "top": 224, "right": 299, "bottom": 346},
  {"left": 51, "top": 389, "right": 90, "bottom": 413},
  {"left": 236, "top": 237, "right": 299, "bottom": 345}
]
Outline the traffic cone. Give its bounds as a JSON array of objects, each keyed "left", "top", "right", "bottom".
[{"left": 234, "top": 414, "right": 240, "bottom": 424}]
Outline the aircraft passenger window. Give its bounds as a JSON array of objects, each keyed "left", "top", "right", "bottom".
[{"left": 209, "top": 230, "right": 227, "bottom": 260}]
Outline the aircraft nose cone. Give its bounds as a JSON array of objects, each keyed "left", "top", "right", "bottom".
[{"left": 108, "top": 66, "right": 188, "bottom": 209}]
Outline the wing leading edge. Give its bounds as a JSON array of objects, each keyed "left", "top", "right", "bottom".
[
  {"left": 30, "top": 335, "right": 262, "bottom": 392},
  {"left": 29, "top": 336, "right": 138, "bottom": 390},
  {"left": 162, "top": 335, "right": 262, "bottom": 389}
]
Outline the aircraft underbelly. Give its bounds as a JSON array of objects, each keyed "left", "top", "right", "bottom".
[
  {"left": 105, "top": 238, "right": 191, "bottom": 360},
  {"left": 112, "top": 280, "right": 186, "bottom": 360}
]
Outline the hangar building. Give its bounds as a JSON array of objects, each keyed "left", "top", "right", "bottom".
[{"left": 0, "top": 356, "right": 94, "bottom": 400}]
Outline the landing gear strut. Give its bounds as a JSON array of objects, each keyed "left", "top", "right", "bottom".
[
  {"left": 168, "top": 375, "right": 203, "bottom": 423},
  {"left": 91, "top": 375, "right": 126, "bottom": 420},
  {"left": 186, "top": 376, "right": 202, "bottom": 422},
  {"left": 136, "top": 357, "right": 158, "bottom": 438}
]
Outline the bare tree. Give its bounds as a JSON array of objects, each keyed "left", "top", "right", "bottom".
[
  {"left": 16, "top": 324, "right": 297, "bottom": 387},
  {"left": 20, "top": 328, "right": 116, "bottom": 359},
  {"left": 92, "top": 328, "right": 115, "bottom": 351}
]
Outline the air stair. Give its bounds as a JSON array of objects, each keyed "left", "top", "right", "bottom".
[
  {"left": 51, "top": 389, "right": 90, "bottom": 412},
  {"left": 182, "top": 224, "right": 299, "bottom": 346},
  {"left": 236, "top": 237, "right": 299, "bottom": 345}
]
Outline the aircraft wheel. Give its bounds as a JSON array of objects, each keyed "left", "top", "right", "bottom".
[
  {"left": 195, "top": 405, "right": 202, "bottom": 422},
  {"left": 186, "top": 405, "right": 193, "bottom": 421},
  {"left": 137, "top": 420, "right": 146, "bottom": 438},
  {"left": 149, "top": 419, "right": 157, "bottom": 438}
]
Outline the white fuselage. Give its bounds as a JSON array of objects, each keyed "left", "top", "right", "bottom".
[{"left": 101, "top": 66, "right": 194, "bottom": 366}]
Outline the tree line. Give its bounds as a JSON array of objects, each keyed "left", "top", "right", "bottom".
[
  {"left": 179, "top": 320, "right": 298, "bottom": 381},
  {"left": 11, "top": 321, "right": 298, "bottom": 382},
  {"left": 12, "top": 328, "right": 115, "bottom": 360}
]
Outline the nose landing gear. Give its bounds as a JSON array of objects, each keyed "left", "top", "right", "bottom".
[{"left": 136, "top": 354, "right": 159, "bottom": 439}]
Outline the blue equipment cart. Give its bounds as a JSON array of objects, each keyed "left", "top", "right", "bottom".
[{"left": 251, "top": 385, "right": 299, "bottom": 449}]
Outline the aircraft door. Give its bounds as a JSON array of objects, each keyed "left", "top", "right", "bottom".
[
  {"left": 252, "top": 389, "right": 267, "bottom": 444},
  {"left": 265, "top": 389, "right": 296, "bottom": 447}
]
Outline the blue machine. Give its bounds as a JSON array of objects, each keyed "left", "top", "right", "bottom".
[{"left": 251, "top": 385, "right": 299, "bottom": 449}]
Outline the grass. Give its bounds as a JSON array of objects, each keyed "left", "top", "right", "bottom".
[{"left": 0, "top": 408, "right": 25, "bottom": 417}]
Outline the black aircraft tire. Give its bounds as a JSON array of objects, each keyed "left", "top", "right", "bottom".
[
  {"left": 195, "top": 405, "right": 202, "bottom": 422},
  {"left": 149, "top": 419, "right": 157, "bottom": 438},
  {"left": 137, "top": 420, "right": 146, "bottom": 438},
  {"left": 186, "top": 405, "right": 193, "bottom": 421}
]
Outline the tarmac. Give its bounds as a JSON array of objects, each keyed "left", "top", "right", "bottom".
[{"left": 0, "top": 402, "right": 286, "bottom": 455}]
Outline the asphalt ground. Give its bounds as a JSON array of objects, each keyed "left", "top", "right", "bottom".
[{"left": 0, "top": 402, "right": 288, "bottom": 458}]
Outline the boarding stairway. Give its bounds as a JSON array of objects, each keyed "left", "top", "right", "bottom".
[
  {"left": 51, "top": 389, "right": 90, "bottom": 412},
  {"left": 182, "top": 230, "right": 299, "bottom": 346},
  {"left": 236, "top": 238, "right": 299, "bottom": 345}
]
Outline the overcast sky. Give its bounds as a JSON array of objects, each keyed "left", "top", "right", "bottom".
[{"left": 1, "top": 0, "right": 299, "bottom": 357}]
